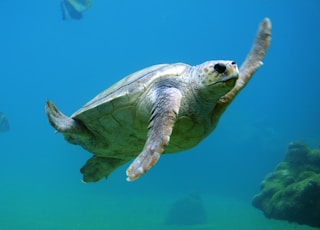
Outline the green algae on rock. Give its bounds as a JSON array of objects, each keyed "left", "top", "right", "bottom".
[{"left": 253, "top": 141, "right": 320, "bottom": 228}]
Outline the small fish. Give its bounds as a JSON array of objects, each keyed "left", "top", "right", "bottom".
[
  {"left": 61, "top": 0, "right": 92, "bottom": 20},
  {"left": 0, "top": 112, "right": 9, "bottom": 132}
]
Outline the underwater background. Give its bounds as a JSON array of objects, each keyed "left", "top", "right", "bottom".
[{"left": 1, "top": 0, "right": 319, "bottom": 229}]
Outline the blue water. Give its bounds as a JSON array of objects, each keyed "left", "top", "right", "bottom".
[{"left": 1, "top": 0, "right": 319, "bottom": 229}]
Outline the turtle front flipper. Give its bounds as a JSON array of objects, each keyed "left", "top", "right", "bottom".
[
  {"left": 126, "top": 87, "right": 182, "bottom": 181},
  {"left": 209, "top": 18, "right": 271, "bottom": 128}
]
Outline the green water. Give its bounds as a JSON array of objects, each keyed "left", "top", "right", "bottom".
[{"left": 0, "top": 187, "right": 317, "bottom": 230}]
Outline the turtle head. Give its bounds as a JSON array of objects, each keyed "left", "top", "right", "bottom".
[{"left": 193, "top": 60, "right": 239, "bottom": 103}]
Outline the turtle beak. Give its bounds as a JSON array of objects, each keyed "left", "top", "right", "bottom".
[
  {"left": 209, "top": 74, "right": 238, "bottom": 87},
  {"left": 221, "top": 73, "right": 239, "bottom": 82},
  {"left": 221, "top": 74, "right": 239, "bottom": 87}
]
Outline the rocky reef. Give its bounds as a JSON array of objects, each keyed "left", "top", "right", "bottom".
[
  {"left": 165, "top": 193, "right": 207, "bottom": 225},
  {"left": 252, "top": 141, "right": 320, "bottom": 228}
]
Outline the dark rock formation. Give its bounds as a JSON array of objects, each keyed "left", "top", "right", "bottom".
[
  {"left": 253, "top": 141, "right": 320, "bottom": 228},
  {"left": 165, "top": 193, "right": 207, "bottom": 225}
]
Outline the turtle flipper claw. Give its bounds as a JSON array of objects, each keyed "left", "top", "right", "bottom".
[{"left": 126, "top": 150, "right": 161, "bottom": 181}]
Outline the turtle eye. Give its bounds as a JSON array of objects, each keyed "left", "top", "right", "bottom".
[{"left": 213, "top": 63, "right": 226, "bottom": 73}]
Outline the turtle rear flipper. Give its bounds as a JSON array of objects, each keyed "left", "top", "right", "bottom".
[
  {"left": 81, "top": 156, "right": 128, "bottom": 183},
  {"left": 45, "top": 100, "right": 93, "bottom": 142}
]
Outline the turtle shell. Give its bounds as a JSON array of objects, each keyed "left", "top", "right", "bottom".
[
  {"left": 68, "top": 63, "right": 190, "bottom": 158},
  {"left": 72, "top": 63, "right": 189, "bottom": 121}
]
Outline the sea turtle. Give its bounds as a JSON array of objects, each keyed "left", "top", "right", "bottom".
[{"left": 46, "top": 18, "right": 271, "bottom": 183}]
